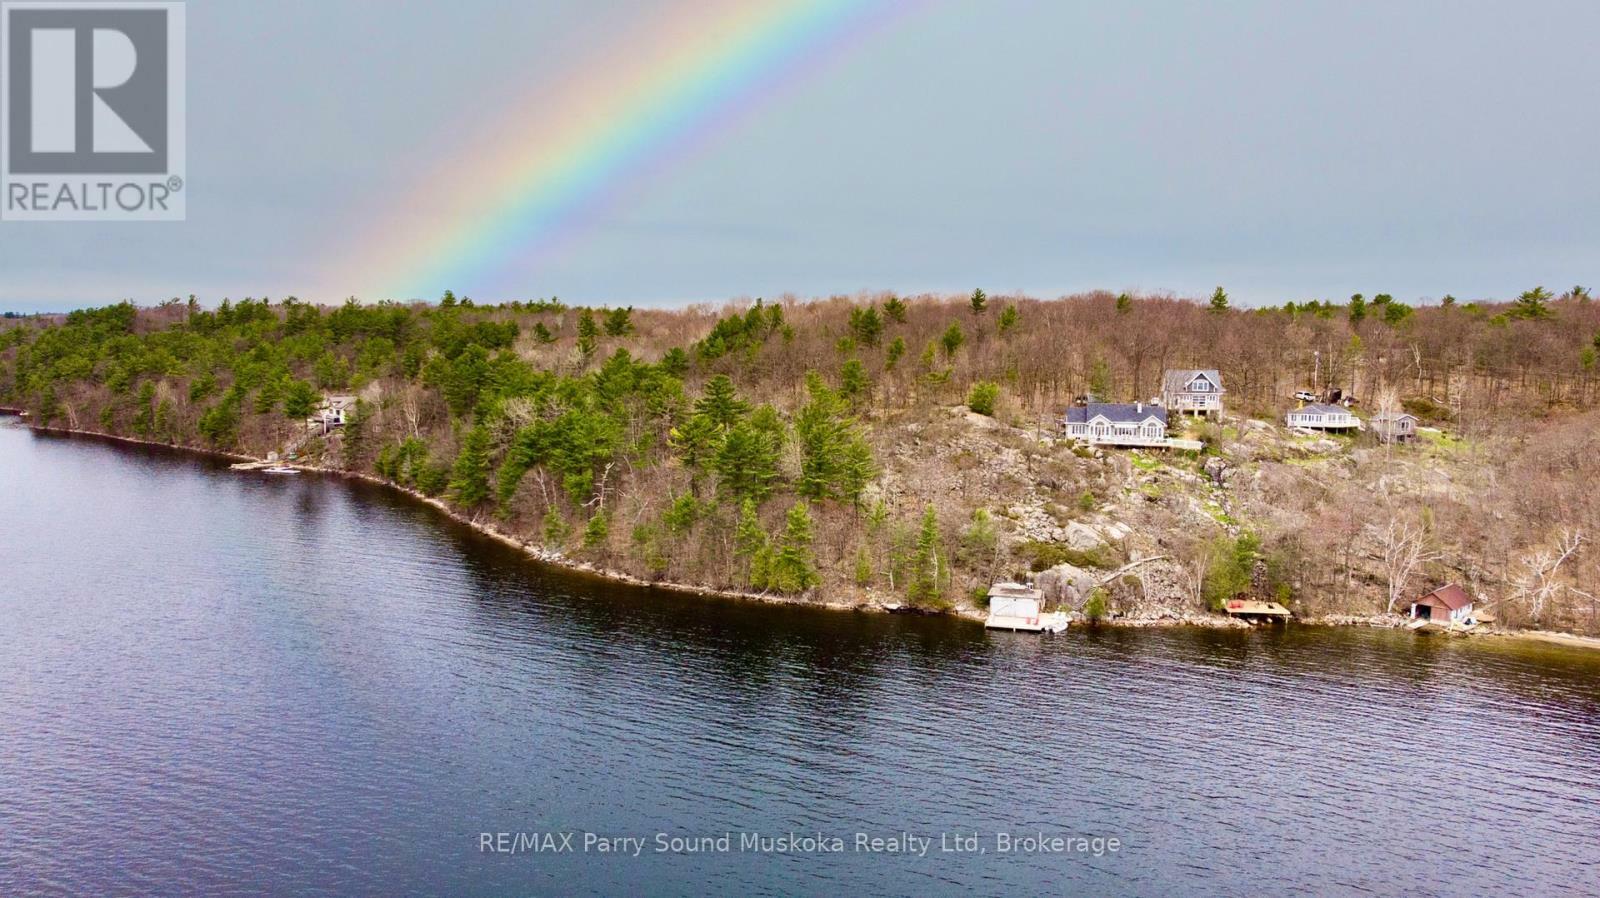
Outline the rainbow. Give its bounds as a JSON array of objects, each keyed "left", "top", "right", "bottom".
[{"left": 344, "top": 0, "right": 912, "bottom": 301}]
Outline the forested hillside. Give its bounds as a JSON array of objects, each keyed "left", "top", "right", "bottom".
[{"left": 4, "top": 287, "right": 1599, "bottom": 633}]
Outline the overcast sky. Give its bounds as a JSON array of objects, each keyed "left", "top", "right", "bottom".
[{"left": 3, "top": 0, "right": 1598, "bottom": 313}]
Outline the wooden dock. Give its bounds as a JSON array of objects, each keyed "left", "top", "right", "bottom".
[
  {"left": 1222, "top": 600, "right": 1292, "bottom": 620},
  {"left": 985, "top": 611, "right": 1069, "bottom": 633}
]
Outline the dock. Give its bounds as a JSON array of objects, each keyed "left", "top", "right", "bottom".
[
  {"left": 985, "top": 611, "right": 1069, "bottom": 633},
  {"left": 1222, "top": 600, "right": 1292, "bottom": 621}
]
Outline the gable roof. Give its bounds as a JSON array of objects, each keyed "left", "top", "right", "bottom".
[
  {"left": 1371, "top": 412, "right": 1418, "bottom": 423},
  {"left": 1066, "top": 403, "right": 1168, "bottom": 426},
  {"left": 1163, "top": 369, "right": 1223, "bottom": 393},
  {"left": 1417, "top": 584, "right": 1473, "bottom": 610},
  {"left": 1290, "top": 403, "right": 1349, "bottom": 416}
]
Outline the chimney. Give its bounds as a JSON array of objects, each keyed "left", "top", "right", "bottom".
[{"left": 1136, "top": 402, "right": 1143, "bottom": 413}]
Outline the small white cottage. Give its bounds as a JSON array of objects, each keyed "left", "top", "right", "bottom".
[{"left": 1285, "top": 403, "right": 1358, "bottom": 431}]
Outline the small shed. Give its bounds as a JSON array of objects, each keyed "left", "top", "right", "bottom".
[{"left": 1410, "top": 584, "right": 1475, "bottom": 624}]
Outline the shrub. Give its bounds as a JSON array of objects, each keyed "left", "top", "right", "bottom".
[
  {"left": 967, "top": 381, "right": 1000, "bottom": 416},
  {"left": 1017, "top": 540, "right": 1112, "bottom": 571},
  {"left": 1083, "top": 588, "right": 1109, "bottom": 622}
]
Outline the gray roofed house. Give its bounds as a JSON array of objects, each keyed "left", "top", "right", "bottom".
[
  {"left": 1064, "top": 402, "right": 1169, "bottom": 447},
  {"left": 1371, "top": 411, "right": 1419, "bottom": 443},
  {"left": 1161, "top": 369, "right": 1225, "bottom": 417},
  {"left": 1285, "top": 403, "right": 1358, "bottom": 431}
]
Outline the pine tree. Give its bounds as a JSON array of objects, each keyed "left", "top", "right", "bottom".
[
  {"left": 283, "top": 379, "right": 319, "bottom": 419},
  {"left": 885, "top": 336, "right": 906, "bottom": 370},
  {"left": 839, "top": 358, "right": 869, "bottom": 409},
  {"left": 848, "top": 305, "right": 884, "bottom": 347},
  {"left": 693, "top": 374, "right": 749, "bottom": 430},
  {"left": 1348, "top": 293, "right": 1367, "bottom": 322},
  {"left": 577, "top": 309, "right": 599, "bottom": 357},
  {"left": 940, "top": 322, "right": 965, "bottom": 358},
  {"left": 603, "top": 306, "right": 634, "bottom": 337},
  {"left": 1510, "top": 286, "right": 1553, "bottom": 320},
  {"left": 969, "top": 288, "right": 988, "bottom": 316},
  {"left": 714, "top": 415, "right": 782, "bottom": 501},
  {"left": 882, "top": 295, "right": 908, "bottom": 323},
  {"left": 853, "top": 545, "right": 874, "bottom": 586},
  {"left": 1208, "top": 286, "right": 1229, "bottom": 314},
  {"left": 998, "top": 305, "right": 1020, "bottom": 334},
  {"left": 770, "top": 501, "right": 820, "bottom": 593},
  {"left": 906, "top": 506, "right": 943, "bottom": 605},
  {"left": 449, "top": 424, "right": 493, "bottom": 507},
  {"left": 733, "top": 498, "right": 768, "bottom": 586},
  {"left": 1116, "top": 292, "right": 1132, "bottom": 314}
]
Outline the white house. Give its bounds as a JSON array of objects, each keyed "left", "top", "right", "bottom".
[
  {"left": 1161, "top": 369, "right": 1225, "bottom": 417},
  {"left": 1065, "top": 402, "right": 1169, "bottom": 447},
  {"left": 307, "top": 394, "right": 358, "bottom": 433},
  {"left": 1371, "top": 411, "right": 1419, "bottom": 443},
  {"left": 1285, "top": 403, "right": 1358, "bottom": 431}
]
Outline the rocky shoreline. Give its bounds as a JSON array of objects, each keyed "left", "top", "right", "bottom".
[{"left": 8, "top": 414, "right": 1599, "bottom": 650}]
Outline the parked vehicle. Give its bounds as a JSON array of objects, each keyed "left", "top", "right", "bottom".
[{"left": 1293, "top": 390, "right": 1316, "bottom": 402}]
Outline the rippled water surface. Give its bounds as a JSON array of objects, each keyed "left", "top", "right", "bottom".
[{"left": 3, "top": 420, "right": 1599, "bottom": 897}]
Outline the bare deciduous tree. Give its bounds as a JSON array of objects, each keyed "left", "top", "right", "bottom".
[
  {"left": 1381, "top": 518, "right": 1440, "bottom": 613},
  {"left": 1510, "top": 530, "right": 1583, "bottom": 622}
]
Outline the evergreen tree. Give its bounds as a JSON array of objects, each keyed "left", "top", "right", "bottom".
[
  {"left": 998, "top": 305, "right": 1020, "bottom": 334},
  {"left": 283, "top": 379, "right": 319, "bottom": 419},
  {"left": 839, "top": 358, "right": 870, "bottom": 409},
  {"left": 583, "top": 513, "right": 609, "bottom": 548},
  {"left": 341, "top": 399, "right": 369, "bottom": 469},
  {"left": 1116, "top": 292, "right": 1133, "bottom": 314},
  {"left": 940, "top": 322, "right": 965, "bottom": 359},
  {"left": 967, "top": 381, "right": 999, "bottom": 416},
  {"left": 1511, "top": 286, "right": 1553, "bottom": 320},
  {"left": 693, "top": 374, "right": 749, "bottom": 430},
  {"left": 969, "top": 288, "right": 988, "bottom": 316},
  {"left": 1088, "top": 357, "right": 1112, "bottom": 400},
  {"left": 543, "top": 512, "right": 570, "bottom": 547},
  {"left": 670, "top": 413, "right": 722, "bottom": 469},
  {"left": 603, "top": 306, "right": 634, "bottom": 337},
  {"left": 885, "top": 336, "right": 906, "bottom": 370},
  {"left": 1348, "top": 293, "right": 1367, "bottom": 322},
  {"left": 449, "top": 424, "right": 493, "bottom": 507},
  {"left": 906, "top": 506, "right": 943, "bottom": 605},
  {"left": 848, "top": 305, "right": 884, "bottom": 347},
  {"left": 733, "top": 498, "right": 768, "bottom": 586},
  {"left": 576, "top": 309, "right": 599, "bottom": 357},
  {"left": 714, "top": 414, "right": 782, "bottom": 501},
  {"left": 882, "top": 295, "right": 908, "bottom": 323},
  {"left": 131, "top": 382, "right": 157, "bottom": 437},
  {"left": 853, "top": 545, "right": 874, "bottom": 586},
  {"left": 794, "top": 372, "right": 873, "bottom": 502},
  {"left": 770, "top": 501, "right": 820, "bottom": 593},
  {"left": 1208, "top": 286, "right": 1229, "bottom": 314}
]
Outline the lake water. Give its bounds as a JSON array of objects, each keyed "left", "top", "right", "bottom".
[{"left": 2, "top": 419, "right": 1598, "bottom": 897}]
